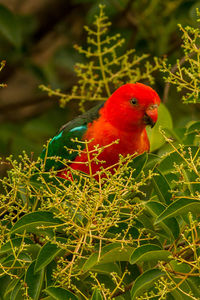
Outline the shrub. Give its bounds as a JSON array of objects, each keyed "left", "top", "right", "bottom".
[{"left": 0, "top": 5, "right": 200, "bottom": 300}]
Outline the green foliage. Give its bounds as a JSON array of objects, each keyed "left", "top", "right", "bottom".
[
  {"left": 162, "top": 8, "right": 200, "bottom": 103},
  {"left": 147, "top": 103, "right": 173, "bottom": 151},
  {"left": 1, "top": 130, "right": 200, "bottom": 299},
  {"left": 0, "top": 0, "right": 199, "bottom": 158},
  {"left": 0, "top": 150, "right": 153, "bottom": 299},
  {"left": 0, "top": 5, "right": 200, "bottom": 300},
  {"left": 40, "top": 5, "right": 160, "bottom": 111}
]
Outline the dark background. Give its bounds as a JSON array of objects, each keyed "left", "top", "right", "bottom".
[{"left": 0, "top": 0, "right": 200, "bottom": 176}]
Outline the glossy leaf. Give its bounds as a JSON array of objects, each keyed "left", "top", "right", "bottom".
[
  {"left": 10, "top": 211, "right": 63, "bottom": 234},
  {"left": 2, "top": 252, "right": 31, "bottom": 266},
  {"left": 91, "top": 262, "right": 120, "bottom": 274},
  {"left": 131, "top": 268, "right": 165, "bottom": 299},
  {"left": 144, "top": 201, "right": 179, "bottom": 239},
  {"left": 94, "top": 244, "right": 133, "bottom": 263},
  {"left": 128, "top": 152, "right": 147, "bottom": 179},
  {"left": 170, "top": 289, "right": 186, "bottom": 300},
  {"left": 46, "top": 260, "right": 57, "bottom": 287},
  {"left": 143, "top": 153, "right": 160, "bottom": 174},
  {"left": 0, "top": 237, "right": 33, "bottom": 254},
  {"left": 186, "top": 277, "right": 200, "bottom": 298},
  {"left": 10, "top": 277, "right": 23, "bottom": 300},
  {"left": 130, "top": 244, "right": 171, "bottom": 264},
  {"left": 34, "top": 242, "right": 62, "bottom": 273},
  {"left": 170, "top": 260, "right": 191, "bottom": 273},
  {"left": 0, "top": 276, "right": 11, "bottom": 298},
  {"left": 4, "top": 278, "right": 19, "bottom": 299},
  {"left": 25, "top": 244, "right": 41, "bottom": 260},
  {"left": 137, "top": 211, "right": 154, "bottom": 231},
  {"left": 45, "top": 286, "right": 79, "bottom": 300},
  {"left": 147, "top": 103, "right": 173, "bottom": 151},
  {"left": 91, "top": 288, "right": 103, "bottom": 300},
  {"left": 158, "top": 146, "right": 199, "bottom": 175},
  {"left": 185, "top": 120, "right": 200, "bottom": 135},
  {"left": 155, "top": 198, "right": 200, "bottom": 224},
  {"left": 82, "top": 243, "right": 133, "bottom": 272},
  {"left": 25, "top": 261, "right": 44, "bottom": 300},
  {"left": 152, "top": 168, "right": 172, "bottom": 204}
]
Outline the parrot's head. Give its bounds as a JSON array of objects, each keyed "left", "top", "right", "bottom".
[{"left": 102, "top": 83, "right": 161, "bottom": 131}]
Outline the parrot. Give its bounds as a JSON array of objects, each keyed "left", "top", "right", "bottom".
[{"left": 40, "top": 83, "right": 160, "bottom": 179}]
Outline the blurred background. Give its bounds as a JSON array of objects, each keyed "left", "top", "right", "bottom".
[{"left": 0, "top": 0, "right": 200, "bottom": 177}]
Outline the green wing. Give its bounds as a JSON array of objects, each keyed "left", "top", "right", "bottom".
[{"left": 40, "top": 102, "right": 104, "bottom": 171}]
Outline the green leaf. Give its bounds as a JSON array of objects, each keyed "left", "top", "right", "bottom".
[
  {"left": 82, "top": 243, "right": 133, "bottom": 272},
  {"left": 4, "top": 278, "right": 18, "bottom": 298},
  {"left": 186, "top": 277, "right": 200, "bottom": 298},
  {"left": 94, "top": 244, "right": 133, "bottom": 263},
  {"left": 144, "top": 201, "right": 179, "bottom": 239},
  {"left": 152, "top": 168, "right": 172, "bottom": 204},
  {"left": 184, "top": 121, "right": 200, "bottom": 144},
  {"left": 169, "top": 264, "right": 196, "bottom": 300},
  {"left": 10, "top": 211, "right": 63, "bottom": 234},
  {"left": 91, "top": 288, "right": 103, "bottom": 300},
  {"left": 130, "top": 244, "right": 171, "bottom": 264},
  {"left": 1, "top": 252, "right": 31, "bottom": 267},
  {"left": 46, "top": 260, "right": 57, "bottom": 287},
  {"left": 147, "top": 103, "right": 173, "bottom": 151},
  {"left": 128, "top": 152, "right": 147, "bottom": 179},
  {"left": 131, "top": 269, "right": 165, "bottom": 299},
  {"left": 34, "top": 242, "right": 62, "bottom": 273},
  {"left": 137, "top": 211, "right": 154, "bottom": 231},
  {"left": 143, "top": 153, "right": 160, "bottom": 174},
  {"left": 4, "top": 275, "right": 24, "bottom": 300},
  {"left": 45, "top": 286, "right": 79, "bottom": 300},
  {"left": 26, "top": 244, "right": 41, "bottom": 260},
  {"left": 91, "top": 262, "right": 120, "bottom": 274},
  {"left": 155, "top": 198, "right": 200, "bottom": 224},
  {"left": 0, "top": 276, "right": 11, "bottom": 298},
  {"left": 158, "top": 146, "right": 199, "bottom": 175},
  {"left": 170, "top": 289, "right": 186, "bottom": 300},
  {"left": 186, "top": 120, "right": 200, "bottom": 133},
  {"left": 170, "top": 260, "right": 191, "bottom": 273},
  {"left": 10, "top": 278, "right": 22, "bottom": 300},
  {"left": 25, "top": 261, "right": 44, "bottom": 300},
  {"left": 0, "top": 237, "right": 33, "bottom": 254},
  {"left": 0, "top": 4, "right": 21, "bottom": 47}
]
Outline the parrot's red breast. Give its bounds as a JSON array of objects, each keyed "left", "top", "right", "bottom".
[{"left": 59, "top": 83, "right": 160, "bottom": 178}]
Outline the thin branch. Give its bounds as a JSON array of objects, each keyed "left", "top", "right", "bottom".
[{"left": 163, "top": 51, "right": 196, "bottom": 103}]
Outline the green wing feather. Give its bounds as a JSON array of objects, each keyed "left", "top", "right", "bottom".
[{"left": 40, "top": 102, "right": 104, "bottom": 171}]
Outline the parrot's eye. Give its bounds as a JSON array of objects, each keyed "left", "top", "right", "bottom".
[{"left": 130, "top": 98, "right": 138, "bottom": 106}]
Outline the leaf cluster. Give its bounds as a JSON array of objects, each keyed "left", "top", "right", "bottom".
[
  {"left": 0, "top": 5, "right": 200, "bottom": 300},
  {"left": 0, "top": 0, "right": 199, "bottom": 159},
  {"left": 1, "top": 125, "right": 200, "bottom": 299},
  {"left": 162, "top": 9, "right": 200, "bottom": 103},
  {"left": 40, "top": 5, "right": 160, "bottom": 111}
]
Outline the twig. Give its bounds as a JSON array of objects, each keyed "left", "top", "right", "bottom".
[
  {"left": 163, "top": 51, "right": 196, "bottom": 103},
  {"left": 111, "top": 281, "right": 133, "bottom": 298}
]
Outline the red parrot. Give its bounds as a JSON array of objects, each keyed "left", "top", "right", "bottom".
[{"left": 41, "top": 83, "right": 160, "bottom": 179}]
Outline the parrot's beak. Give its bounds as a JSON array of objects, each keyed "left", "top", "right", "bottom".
[{"left": 143, "top": 104, "right": 158, "bottom": 128}]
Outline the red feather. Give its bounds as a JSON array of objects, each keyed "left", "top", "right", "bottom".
[{"left": 58, "top": 83, "right": 160, "bottom": 179}]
